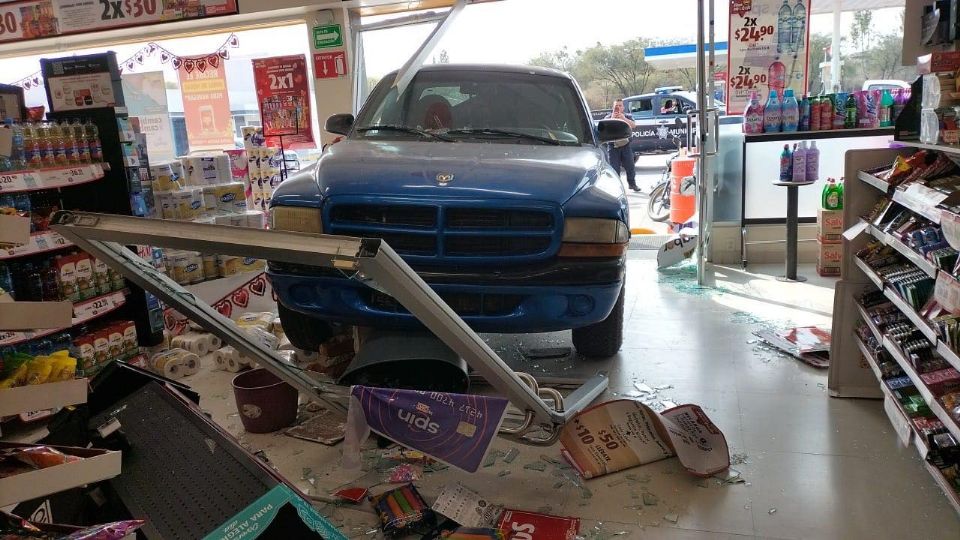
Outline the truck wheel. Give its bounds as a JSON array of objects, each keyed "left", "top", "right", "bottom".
[
  {"left": 571, "top": 283, "right": 625, "bottom": 358},
  {"left": 277, "top": 303, "right": 341, "bottom": 351}
]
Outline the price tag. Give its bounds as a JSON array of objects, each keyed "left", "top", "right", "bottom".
[
  {"left": 73, "top": 292, "right": 121, "bottom": 321},
  {"left": 935, "top": 271, "right": 960, "bottom": 314},
  {"left": 733, "top": 24, "right": 775, "bottom": 43},
  {"left": 0, "top": 172, "right": 24, "bottom": 192}
]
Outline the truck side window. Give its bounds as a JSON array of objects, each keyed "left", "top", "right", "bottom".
[{"left": 626, "top": 99, "right": 653, "bottom": 119}]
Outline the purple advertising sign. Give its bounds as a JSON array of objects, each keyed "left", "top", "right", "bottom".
[{"left": 350, "top": 386, "right": 509, "bottom": 473}]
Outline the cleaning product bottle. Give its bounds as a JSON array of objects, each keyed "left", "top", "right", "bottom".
[
  {"left": 822, "top": 177, "right": 842, "bottom": 209},
  {"left": 821, "top": 93, "right": 834, "bottom": 130},
  {"left": 810, "top": 95, "right": 821, "bottom": 131},
  {"left": 763, "top": 90, "right": 782, "bottom": 133},
  {"left": 792, "top": 141, "right": 807, "bottom": 182},
  {"left": 743, "top": 91, "right": 765, "bottom": 134},
  {"left": 805, "top": 140, "right": 820, "bottom": 182},
  {"left": 781, "top": 89, "right": 799, "bottom": 131},
  {"left": 799, "top": 94, "right": 810, "bottom": 131},
  {"left": 893, "top": 88, "right": 907, "bottom": 122},
  {"left": 844, "top": 93, "right": 858, "bottom": 129},
  {"left": 879, "top": 89, "right": 894, "bottom": 127},
  {"left": 837, "top": 177, "right": 844, "bottom": 210},
  {"left": 779, "top": 144, "right": 792, "bottom": 182}
]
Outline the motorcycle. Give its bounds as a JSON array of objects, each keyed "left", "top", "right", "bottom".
[{"left": 646, "top": 127, "right": 686, "bottom": 223}]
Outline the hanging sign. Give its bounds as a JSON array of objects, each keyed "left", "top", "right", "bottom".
[
  {"left": 313, "top": 51, "right": 348, "bottom": 80},
  {"left": 0, "top": 1, "right": 238, "bottom": 45},
  {"left": 726, "top": 0, "right": 811, "bottom": 115},
  {"left": 178, "top": 59, "right": 233, "bottom": 151},
  {"left": 252, "top": 55, "right": 315, "bottom": 149}
]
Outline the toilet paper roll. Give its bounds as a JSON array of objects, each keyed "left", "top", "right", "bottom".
[
  {"left": 242, "top": 126, "right": 265, "bottom": 150},
  {"left": 211, "top": 348, "right": 228, "bottom": 371},
  {"left": 201, "top": 185, "right": 219, "bottom": 215},
  {"left": 171, "top": 333, "right": 212, "bottom": 356},
  {"left": 150, "top": 161, "right": 181, "bottom": 191},
  {"left": 181, "top": 353, "right": 200, "bottom": 376},
  {"left": 162, "top": 330, "right": 172, "bottom": 349},
  {"left": 150, "top": 349, "right": 187, "bottom": 379},
  {"left": 216, "top": 183, "right": 247, "bottom": 214},
  {"left": 224, "top": 354, "right": 244, "bottom": 373}
]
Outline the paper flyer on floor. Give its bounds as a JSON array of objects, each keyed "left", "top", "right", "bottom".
[{"left": 559, "top": 399, "right": 729, "bottom": 478}]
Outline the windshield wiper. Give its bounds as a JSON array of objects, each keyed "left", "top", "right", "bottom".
[
  {"left": 446, "top": 128, "right": 562, "bottom": 146},
  {"left": 356, "top": 124, "right": 455, "bottom": 142}
]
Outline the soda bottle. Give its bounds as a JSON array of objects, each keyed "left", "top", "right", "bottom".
[
  {"left": 24, "top": 263, "right": 43, "bottom": 301},
  {"left": 73, "top": 119, "right": 90, "bottom": 164},
  {"left": 40, "top": 260, "right": 61, "bottom": 301},
  {"left": 844, "top": 93, "right": 857, "bottom": 129},
  {"left": 742, "top": 91, "right": 765, "bottom": 134},
  {"left": 781, "top": 89, "right": 799, "bottom": 131},
  {"left": 39, "top": 122, "right": 57, "bottom": 167},
  {"left": 52, "top": 121, "right": 67, "bottom": 166},
  {"left": 879, "top": 90, "right": 894, "bottom": 127},
  {"left": 84, "top": 120, "right": 102, "bottom": 162},
  {"left": 763, "top": 90, "right": 782, "bottom": 133}
]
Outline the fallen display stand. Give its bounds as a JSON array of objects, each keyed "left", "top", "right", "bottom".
[{"left": 49, "top": 211, "right": 608, "bottom": 446}]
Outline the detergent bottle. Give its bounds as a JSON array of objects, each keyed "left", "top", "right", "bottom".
[
  {"left": 763, "top": 90, "right": 782, "bottom": 133},
  {"left": 781, "top": 89, "right": 799, "bottom": 131},
  {"left": 743, "top": 91, "right": 764, "bottom": 134},
  {"left": 822, "top": 177, "right": 843, "bottom": 210},
  {"left": 779, "top": 144, "right": 792, "bottom": 182}
]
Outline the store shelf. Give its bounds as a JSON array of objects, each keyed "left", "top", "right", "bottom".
[
  {"left": 0, "top": 163, "right": 106, "bottom": 194},
  {"left": 883, "top": 288, "right": 938, "bottom": 342},
  {"left": 871, "top": 226, "right": 938, "bottom": 278},
  {"left": 856, "top": 302, "right": 884, "bottom": 343},
  {"left": 858, "top": 169, "right": 892, "bottom": 193},
  {"left": 855, "top": 335, "right": 885, "bottom": 383},
  {"left": 0, "top": 378, "right": 87, "bottom": 417},
  {"left": 0, "top": 230, "right": 73, "bottom": 260},
  {"left": 0, "top": 441, "right": 121, "bottom": 507},
  {"left": 935, "top": 341, "right": 960, "bottom": 372},
  {"left": 855, "top": 256, "right": 884, "bottom": 289},
  {"left": 895, "top": 139, "right": 960, "bottom": 156},
  {"left": 926, "top": 461, "right": 960, "bottom": 515},
  {"left": 881, "top": 336, "right": 960, "bottom": 442},
  {"left": 0, "top": 289, "right": 127, "bottom": 347},
  {"left": 745, "top": 127, "right": 894, "bottom": 143}
]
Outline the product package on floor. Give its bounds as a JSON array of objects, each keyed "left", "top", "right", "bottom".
[
  {"left": 344, "top": 386, "right": 510, "bottom": 473},
  {"left": 753, "top": 326, "right": 832, "bottom": 368},
  {"left": 558, "top": 399, "right": 730, "bottom": 478},
  {"left": 496, "top": 509, "right": 579, "bottom": 540}
]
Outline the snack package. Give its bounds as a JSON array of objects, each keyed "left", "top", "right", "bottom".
[
  {"left": 74, "top": 253, "right": 95, "bottom": 300},
  {"left": 64, "top": 520, "right": 146, "bottom": 540},
  {"left": 10, "top": 446, "right": 82, "bottom": 469},
  {"left": 106, "top": 324, "right": 124, "bottom": 361},
  {"left": 92, "top": 258, "right": 111, "bottom": 296},
  {"left": 54, "top": 253, "right": 79, "bottom": 302},
  {"left": 0, "top": 352, "right": 32, "bottom": 388},
  {"left": 24, "top": 356, "right": 55, "bottom": 385},
  {"left": 47, "top": 351, "right": 77, "bottom": 382},
  {"left": 369, "top": 484, "right": 435, "bottom": 536}
]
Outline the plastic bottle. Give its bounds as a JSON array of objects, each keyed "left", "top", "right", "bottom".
[
  {"left": 777, "top": 0, "right": 792, "bottom": 54},
  {"left": 810, "top": 95, "right": 821, "bottom": 131},
  {"left": 24, "top": 263, "right": 43, "bottom": 301},
  {"left": 0, "top": 263, "right": 13, "bottom": 299},
  {"left": 743, "top": 91, "right": 765, "bottom": 134},
  {"left": 763, "top": 90, "right": 782, "bottom": 133},
  {"left": 837, "top": 178, "right": 844, "bottom": 209},
  {"left": 779, "top": 144, "right": 792, "bottom": 182},
  {"left": 22, "top": 122, "right": 41, "bottom": 169},
  {"left": 84, "top": 120, "right": 102, "bottom": 162},
  {"left": 73, "top": 119, "right": 90, "bottom": 164},
  {"left": 52, "top": 121, "right": 67, "bottom": 166},
  {"left": 39, "top": 122, "right": 56, "bottom": 167},
  {"left": 63, "top": 119, "right": 79, "bottom": 164},
  {"left": 805, "top": 140, "right": 819, "bottom": 182},
  {"left": 822, "top": 177, "right": 842, "bottom": 209},
  {"left": 40, "top": 260, "right": 61, "bottom": 301},
  {"left": 879, "top": 90, "right": 894, "bottom": 127},
  {"left": 792, "top": 141, "right": 807, "bottom": 182},
  {"left": 893, "top": 88, "right": 907, "bottom": 122},
  {"left": 820, "top": 94, "right": 834, "bottom": 130},
  {"left": 781, "top": 89, "right": 799, "bottom": 131},
  {"left": 799, "top": 94, "right": 810, "bottom": 131},
  {"left": 844, "top": 93, "right": 857, "bottom": 129},
  {"left": 4, "top": 120, "right": 24, "bottom": 170}
]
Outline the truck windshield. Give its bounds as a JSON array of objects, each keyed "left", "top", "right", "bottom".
[{"left": 354, "top": 69, "right": 591, "bottom": 146}]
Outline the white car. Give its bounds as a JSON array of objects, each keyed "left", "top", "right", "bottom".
[{"left": 862, "top": 79, "right": 910, "bottom": 92}]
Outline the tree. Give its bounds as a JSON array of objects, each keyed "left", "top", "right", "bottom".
[
  {"left": 577, "top": 39, "right": 655, "bottom": 96},
  {"left": 529, "top": 46, "right": 578, "bottom": 73},
  {"left": 806, "top": 32, "right": 831, "bottom": 94}
]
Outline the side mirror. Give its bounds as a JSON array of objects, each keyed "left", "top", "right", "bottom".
[
  {"left": 325, "top": 113, "right": 354, "bottom": 135},
  {"left": 597, "top": 119, "right": 632, "bottom": 143}
]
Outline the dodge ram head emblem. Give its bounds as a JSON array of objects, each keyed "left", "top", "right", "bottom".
[{"left": 436, "top": 173, "right": 454, "bottom": 185}]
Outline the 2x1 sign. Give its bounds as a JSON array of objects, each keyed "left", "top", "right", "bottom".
[{"left": 313, "top": 24, "right": 343, "bottom": 49}]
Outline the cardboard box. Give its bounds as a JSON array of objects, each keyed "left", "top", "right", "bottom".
[
  {"left": 817, "top": 208, "right": 843, "bottom": 241},
  {"left": 0, "top": 300, "right": 72, "bottom": 330},
  {"left": 0, "top": 441, "right": 121, "bottom": 506},
  {"left": 0, "top": 378, "right": 88, "bottom": 417},
  {"left": 817, "top": 238, "right": 842, "bottom": 271}
]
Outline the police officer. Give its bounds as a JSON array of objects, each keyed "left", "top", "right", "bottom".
[{"left": 605, "top": 99, "right": 639, "bottom": 192}]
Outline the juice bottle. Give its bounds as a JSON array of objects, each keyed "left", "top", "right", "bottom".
[
  {"left": 62, "top": 119, "right": 79, "bottom": 164},
  {"left": 781, "top": 89, "right": 799, "bottom": 131},
  {"left": 39, "top": 122, "right": 57, "bottom": 167},
  {"left": 822, "top": 177, "right": 842, "bottom": 209},
  {"left": 51, "top": 121, "right": 67, "bottom": 166},
  {"left": 879, "top": 90, "right": 894, "bottom": 127},
  {"left": 22, "top": 122, "right": 41, "bottom": 169},
  {"left": 84, "top": 120, "right": 102, "bottom": 162},
  {"left": 763, "top": 90, "right": 782, "bottom": 133},
  {"left": 73, "top": 119, "right": 90, "bottom": 164},
  {"left": 742, "top": 91, "right": 764, "bottom": 134}
]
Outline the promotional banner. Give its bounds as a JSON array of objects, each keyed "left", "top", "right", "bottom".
[
  {"left": 178, "top": 60, "right": 233, "bottom": 151},
  {"left": 252, "top": 55, "right": 315, "bottom": 149},
  {"left": 0, "top": 1, "right": 238, "bottom": 45},
  {"left": 344, "top": 386, "right": 509, "bottom": 473},
  {"left": 121, "top": 71, "right": 176, "bottom": 161},
  {"left": 726, "top": 0, "right": 811, "bottom": 115}
]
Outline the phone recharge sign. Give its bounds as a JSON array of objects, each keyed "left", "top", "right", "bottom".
[
  {"left": 178, "top": 59, "right": 234, "bottom": 150},
  {"left": 726, "top": 0, "right": 810, "bottom": 115}
]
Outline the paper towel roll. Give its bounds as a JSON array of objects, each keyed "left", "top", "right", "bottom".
[
  {"left": 150, "top": 161, "right": 181, "bottom": 192},
  {"left": 216, "top": 183, "right": 247, "bottom": 214}
]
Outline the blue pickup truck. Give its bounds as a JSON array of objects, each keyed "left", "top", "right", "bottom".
[{"left": 267, "top": 64, "right": 631, "bottom": 358}]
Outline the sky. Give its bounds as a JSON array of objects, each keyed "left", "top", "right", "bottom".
[{"left": 0, "top": 1, "right": 907, "bottom": 96}]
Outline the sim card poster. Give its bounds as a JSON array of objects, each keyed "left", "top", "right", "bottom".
[{"left": 726, "top": 0, "right": 810, "bottom": 115}]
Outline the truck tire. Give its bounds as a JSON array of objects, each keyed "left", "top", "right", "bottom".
[
  {"left": 571, "top": 283, "right": 625, "bottom": 358},
  {"left": 277, "top": 303, "right": 341, "bottom": 352}
]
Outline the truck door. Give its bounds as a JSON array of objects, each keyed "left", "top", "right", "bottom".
[
  {"left": 624, "top": 97, "right": 654, "bottom": 157},
  {"left": 653, "top": 95, "right": 687, "bottom": 152}
]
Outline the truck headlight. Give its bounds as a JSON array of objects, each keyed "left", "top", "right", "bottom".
[
  {"left": 559, "top": 218, "right": 629, "bottom": 257},
  {"left": 270, "top": 206, "right": 323, "bottom": 233}
]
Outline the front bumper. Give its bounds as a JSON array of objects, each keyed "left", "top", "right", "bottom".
[{"left": 268, "top": 258, "right": 624, "bottom": 333}]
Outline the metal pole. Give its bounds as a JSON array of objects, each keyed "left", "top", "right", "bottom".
[
  {"left": 786, "top": 186, "right": 798, "bottom": 280},
  {"left": 831, "top": 0, "right": 842, "bottom": 90},
  {"left": 695, "top": 0, "right": 708, "bottom": 286}
]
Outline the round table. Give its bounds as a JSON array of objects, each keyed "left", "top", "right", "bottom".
[{"left": 773, "top": 180, "right": 816, "bottom": 282}]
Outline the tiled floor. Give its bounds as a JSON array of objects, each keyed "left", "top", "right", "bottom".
[{"left": 186, "top": 252, "right": 960, "bottom": 539}]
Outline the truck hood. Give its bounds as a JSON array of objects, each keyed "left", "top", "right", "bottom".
[{"left": 314, "top": 140, "right": 603, "bottom": 204}]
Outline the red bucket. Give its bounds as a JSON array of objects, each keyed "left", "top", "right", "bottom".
[{"left": 231, "top": 368, "right": 299, "bottom": 433}]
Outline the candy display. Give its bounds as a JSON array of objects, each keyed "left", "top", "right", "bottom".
[{"left": 369, "top": 484, "right": 436, "bottom": 537}]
